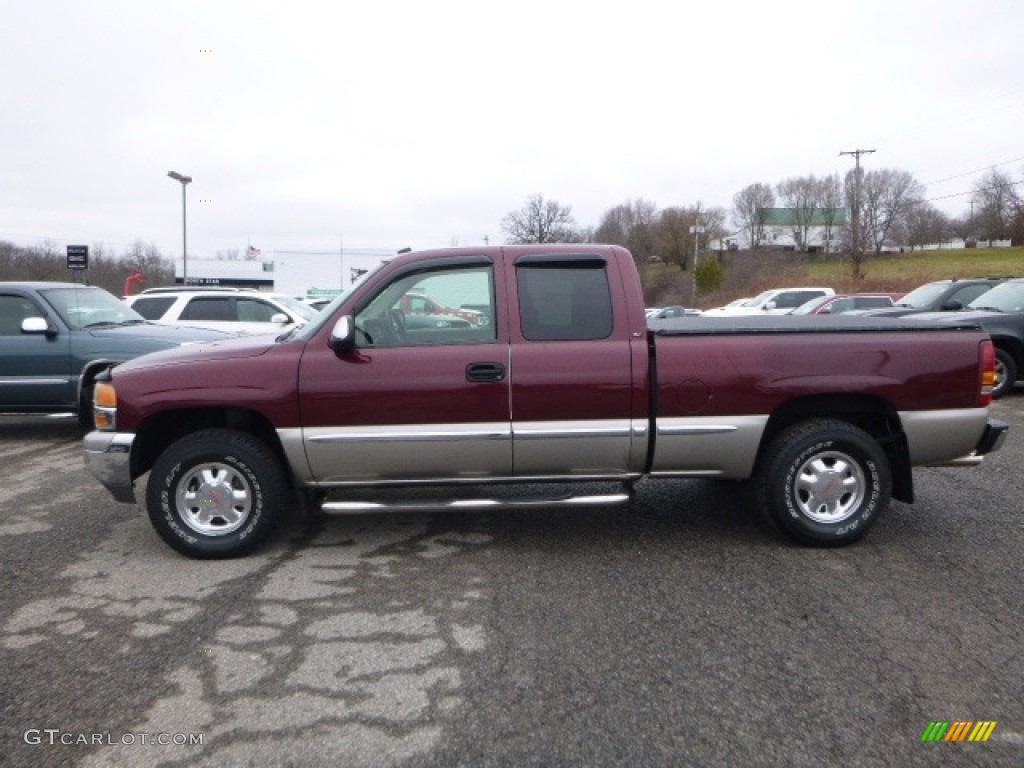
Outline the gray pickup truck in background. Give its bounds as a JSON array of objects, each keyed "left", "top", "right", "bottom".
[{"left": 1, "top": 281, "right": 230, "bottom": 427}]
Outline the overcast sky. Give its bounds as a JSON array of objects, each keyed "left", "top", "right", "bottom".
[{"left": 2, "top": 0, "right": 1023, "bottom": 262}]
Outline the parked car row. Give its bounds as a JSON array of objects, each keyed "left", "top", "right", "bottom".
[
  {"left": 3, "top": 269, "right": 1020, "bottom": 436},
  {"left": 648, "top": 275, "right": 1022, "bottom": 398}
]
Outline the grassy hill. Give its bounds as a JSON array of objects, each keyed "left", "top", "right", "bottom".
[{"left": 642, "top": 246, "right": 1024, "bottom": 309}]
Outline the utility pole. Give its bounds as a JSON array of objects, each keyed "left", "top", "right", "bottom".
[{"left": 840, "top": 149, "right": 875, "bottom": 279}]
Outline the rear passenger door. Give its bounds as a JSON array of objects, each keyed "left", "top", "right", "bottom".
[{"left": 508, "top": 253, "right": 642, "bottom": 477}]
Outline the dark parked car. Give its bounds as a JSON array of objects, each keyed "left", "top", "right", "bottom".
[
  {"left": 0, "top": 282, "right": 230, "bottom": 426},
  {"left": 856, "top": 277, "right": 1009, "bottom": 318},
  {"left": 912, "top": 278, "right": 1024, "bottom": 398}
]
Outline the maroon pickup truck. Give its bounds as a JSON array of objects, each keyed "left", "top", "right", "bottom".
[{"left": 84, "top": 244, "right": 1007, "bottom": 558}]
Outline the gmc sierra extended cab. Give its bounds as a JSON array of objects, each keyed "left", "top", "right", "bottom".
[{"left": 83, "top": 245, "right": 1007, "bottom": 558}]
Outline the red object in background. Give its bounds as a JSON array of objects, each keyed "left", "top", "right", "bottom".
[{"left": 124, "top": 270, "right": 145, "bottom": 296}]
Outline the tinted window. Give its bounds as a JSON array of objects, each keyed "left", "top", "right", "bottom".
[
  {"left": 517, "top": 264, "right": 613, "bottom": 341},
  {"left": 775, "top": 290, "right": 823, "bottom": 309},
  {"left": 129, "top": 296, "right": 176, "bottom": 320},
  {"left": 179, "top": 297, "right": 235, "bottom": 321},
  {"left": 0, "top": 295, "right": 42, "bottom": 335},
  {"left": 948, "top": 284, "right": 993, "bottom": 306},
  {"left": 854, "top": 296, "right": 893, "bottom": 309}
]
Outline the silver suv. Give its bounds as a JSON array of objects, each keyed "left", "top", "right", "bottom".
[{"left": 125, "top": 287, "right": 319, "bottom": 336}]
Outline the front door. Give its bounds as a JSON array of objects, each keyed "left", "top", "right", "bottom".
[
  {"left": 0, "top": 292, "right": 73, "bottom": 409},
  {"left": 297, "top": 256, "right": 512, "bottom": 484}
]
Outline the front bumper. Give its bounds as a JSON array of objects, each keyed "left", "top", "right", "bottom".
[{"left": 83, "top": 431, "right": 137, "bottom": 504}]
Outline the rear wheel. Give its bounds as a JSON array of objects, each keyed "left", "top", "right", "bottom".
[
  {"left": 145, "top": 428, "right": 287, "bottom": 558},
  {"left": 755, "top": 420, "right": 891, "bottom": 546}
]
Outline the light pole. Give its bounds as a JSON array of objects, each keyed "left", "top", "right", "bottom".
[{"left": 167, "top": 171, "right": 192, "bottom": 284}]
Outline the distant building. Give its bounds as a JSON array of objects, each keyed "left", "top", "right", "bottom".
[
  {"left": 743, "top": 208, "right": 849, "bottom": 253},
  {"left": 173, "top": 249, "right": 394, "bottom": 298}
]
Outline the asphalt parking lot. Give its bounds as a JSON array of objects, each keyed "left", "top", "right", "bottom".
[{"left": 1, "top": 394, "right": 1022, "bottom": 767}]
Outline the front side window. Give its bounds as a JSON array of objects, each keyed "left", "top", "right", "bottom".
[
  {"left": 237, "top": 298, "right": 282, "bottom": 323},
  {"left": 517, "top": 262, "right": 613, "bottom": 341},
  {"left": 354, "top": 265, "right": 496, "bottom": 347},
  {"left": 0, "top": 295, "right": 43, "bottom": 335}
]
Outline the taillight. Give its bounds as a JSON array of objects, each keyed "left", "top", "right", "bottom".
[{"left": 978, "top": 340, "right": 995, "bottom": 406}]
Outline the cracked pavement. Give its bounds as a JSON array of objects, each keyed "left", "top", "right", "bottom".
[{"left": 1, "top": 397, "right": 1022, "bottom": 766}]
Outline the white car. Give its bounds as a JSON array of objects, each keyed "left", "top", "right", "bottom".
[
  {"left": 125, "top": 287, "right": 320, "bottom": 336},
  {"left": 704, "top": 287, "right": 835, "bottom": 316}
]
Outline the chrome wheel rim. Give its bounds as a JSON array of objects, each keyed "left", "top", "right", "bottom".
[
  {"left": 994, "top": 359, "right": 1008, "bottom": 391},
  {"left": 176, "top": 463, "right": 252, "bottom": 535},
  {"left": 792, "top": 450, "right": 866, "bottom": 524}
]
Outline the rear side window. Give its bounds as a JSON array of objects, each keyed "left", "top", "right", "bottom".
[
  {"left": 129, "top": 296, "right": 176, "bottom": 320},
  {"left": 776, "top": 290, "right": 824, "bottom": 309},
  {"left": 517, "top": 262, "right": 613, "bottom": 341},
  {"left": 179, "top": 297, "right": 235, "bottom": 321}
]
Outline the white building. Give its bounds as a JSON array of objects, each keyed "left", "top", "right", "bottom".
[{"left": 173, "top": 248, "right": 395, "bottom": 299}]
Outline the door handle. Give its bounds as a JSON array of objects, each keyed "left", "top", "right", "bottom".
[{"left": 466, "top": 362, "right": 506, "bottom": 382}]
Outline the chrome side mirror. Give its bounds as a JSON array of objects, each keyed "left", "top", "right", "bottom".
[{"left": 329, "top": 315, "right": 355, "bottom": 353}]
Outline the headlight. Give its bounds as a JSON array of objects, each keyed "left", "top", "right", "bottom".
[{"left": 93, "top": 381, "right": 118, "bottom": 431}]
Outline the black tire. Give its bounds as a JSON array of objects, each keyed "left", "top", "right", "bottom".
[
  {"left": 993, "top": 348, "right": 1017, "bottom": 399},
  {"left": 77, "top": 384, "right": 94, "bottom": 431},
  {"left": 755, "top": 419, "right": 891, "bottom": 547},
  {"left": 145, "top": 428, "right": 287, "bottom": 558}
]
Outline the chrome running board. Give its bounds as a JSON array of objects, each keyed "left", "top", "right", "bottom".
[{"left": 321, "top": 492, "right": 631, "bottom": 514}]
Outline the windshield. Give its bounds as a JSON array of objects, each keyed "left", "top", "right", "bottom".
[
  {"left": 790, "top": 297, "right": 825, "bottom": 315},
  {"left": 271, "top": 294, "right": 319, "bottom": 322},
  {"left": 742, "top": 290, "right": 775, "bottom": 307},
  {"left": 40, "top": 286, "right": 146, "bottom": 329},
  {"left": 968, "top": 281, "right": 1024, "bottom": 312},
  {"left": 895, "top": 282, "right": 948, "bottom": 308}
]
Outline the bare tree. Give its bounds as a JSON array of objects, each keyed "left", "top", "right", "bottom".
[
  {"left": 971, "top": 168, "right": 1021, "bottom": 242},
  {"left": 654, "top": 207, "right": 691, "bottom": 269},
  {"left": 594, "top": 198, "right": 659, "bottom": 263},
  {"left": 731, "top": 183, "right": 774, "bottom": 249},
  {"left": 897, "top": 202, "right": 950, "bottom": 250},
  {"left": 815, "top": 174, "right": 844, "bottom": 254},
  {"left": 776, "top": 176, "right": 820, "bottom": 251},
  {"left": 859, "top": 168, "right": 923, "bottom": 254},
  {"left": 501, "top": 194, "right": 579, "bottom": 244}
]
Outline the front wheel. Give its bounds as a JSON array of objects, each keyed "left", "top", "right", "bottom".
[
  {"left": 755, "top": 420, "right": 892, "bottom": 547},
  {"left": 993, "top": 348, "right": 1017, "bottom": 399},
  {"left": 145, "top": 428, "right": 287, "bottom": 558}
]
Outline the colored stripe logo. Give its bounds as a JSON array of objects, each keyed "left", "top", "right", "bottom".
[{"left": 921, "top": 721, "right": 997, "bottom": 742}]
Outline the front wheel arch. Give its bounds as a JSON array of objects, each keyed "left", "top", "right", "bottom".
[
  {"left": 992, "top": 347, "right": 1018, "bottom": 399},
  {"left": 145, "top": 428, "right": 288, "bottom": 558}
]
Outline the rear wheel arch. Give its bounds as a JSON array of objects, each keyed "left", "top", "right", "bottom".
[{"left": 758, "top": 394, "right": 912, "bottom": 503}]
